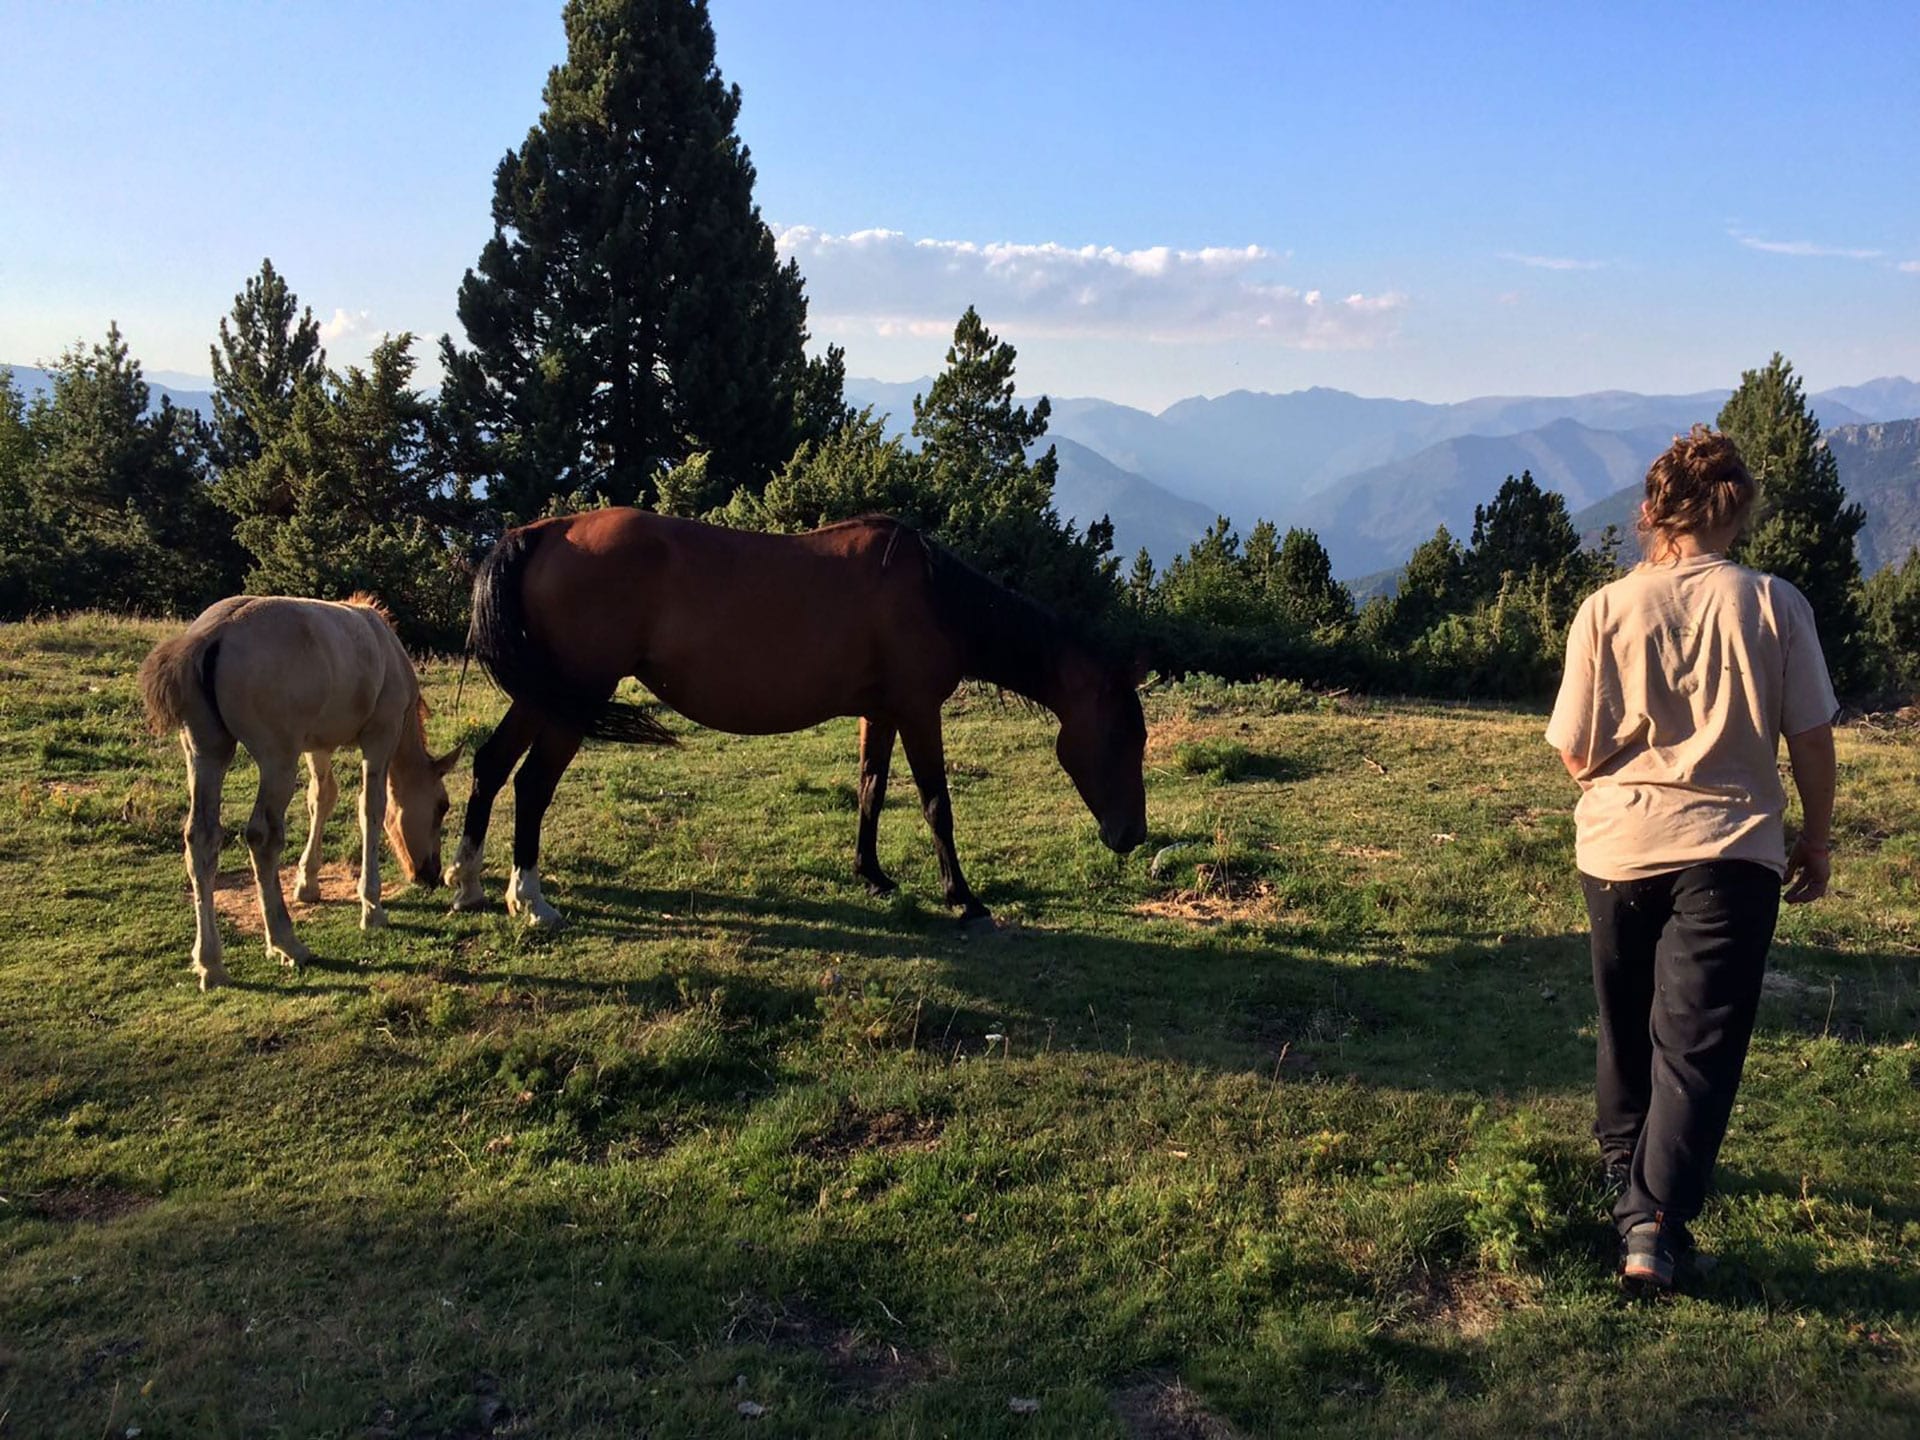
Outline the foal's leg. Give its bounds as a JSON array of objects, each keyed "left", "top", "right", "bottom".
[
  {"left": 356, "top": 753, "right": 391, "bottom": 931},
  {"left": 293, "top": 749, "right": 337, "bottom": 903},
  {"left": 182, "top": 732, "right": 234, "bottom": 990},
  {"left": 245, "top": 753, "right": 312, "bottom": 968},
  {"left": 448, "top": 700, "right": 542, "bottom": 911},
  {"left": 897, "top": 711, "right": 990, "bottom": 923},
  {"left": 854, "top": 716, "right": 899, "bottom": 895},
  {"left": 507, "top": 724, "right": 583, "bottom": 929}
]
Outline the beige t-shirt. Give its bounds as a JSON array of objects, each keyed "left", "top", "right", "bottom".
[{"left": 1545, "top": 554, "right": 1837, "bottom": 881}]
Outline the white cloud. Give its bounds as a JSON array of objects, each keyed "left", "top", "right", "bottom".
[
  {"left": 318, "top": 307, "right": 374, "bottom": 343},
  {"left": 1499, "top": 252, "right": 1606, "bottom": 271},
  {"left": 1732, "top": 232, "right": 1883, "bottom": 260},
  {"left": 773, "top": 227, "right": 1406, "bottom": 349},
  {"left": 1900, "top": 260, "right": 1920, "bottom": 274}
]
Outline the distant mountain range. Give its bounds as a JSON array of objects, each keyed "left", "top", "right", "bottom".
[
  {"left": 845, "top": 374, "right": 1920, "bottom": 576},
  {"left": 1572, "top": 418, "right": 1920, "bottom": 575},
  {"left": 11, "top": 358, "right": 1918, "bottom": 581},
  {"left": 5, "top": 364, "right": 214, "bottom": 418}
]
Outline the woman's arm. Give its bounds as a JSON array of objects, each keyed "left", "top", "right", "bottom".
[{"left": 1783, "top": 723, "right": 1835, "bottom": 904}]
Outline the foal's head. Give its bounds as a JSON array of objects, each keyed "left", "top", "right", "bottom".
[
  {"left": 1053, "top": 650, "right": 1148, "bottom": 854},
  {"left": 385, "top": 739, "right": 464, "bottom": 887}
]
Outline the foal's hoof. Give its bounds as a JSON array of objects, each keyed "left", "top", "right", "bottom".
[
  {"left": 195, "top": 962, "right": 229, "bottom": 992},
  {"left": 449, "top": 886, "right": 489, "bottom": 913},
  {"left": 271, "top": 939, "right": 314, "bottom": 971},
  {"left": 360, "top": 904, "right": 389, "bottom": 931},
  {"left": 293, "top": 877, "right": 323, "bottom": 904}
]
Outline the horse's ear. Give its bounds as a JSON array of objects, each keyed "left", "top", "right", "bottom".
[{"left": 433, "top": 741, "right": 466, "bottom": 777}]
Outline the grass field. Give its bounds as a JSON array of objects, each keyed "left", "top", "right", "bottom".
[{"left": 2, "top": 614, "right": 1917, "bottom": 1439}]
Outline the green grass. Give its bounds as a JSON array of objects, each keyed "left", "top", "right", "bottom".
[{"left": 1, "top": 613, "right": 1916, "bottom": 1438}]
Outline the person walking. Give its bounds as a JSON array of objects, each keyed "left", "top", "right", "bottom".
[{"left": 1546, "top": 425, "right": 1838, "bottom": 1293}]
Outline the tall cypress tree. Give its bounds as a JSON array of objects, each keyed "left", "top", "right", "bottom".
[
  {"left": 439, "top": 0, "right": 824, "bottom": 521},
  {"left": 1718, "top": 353, "right": 1866, "bottom": 688}
]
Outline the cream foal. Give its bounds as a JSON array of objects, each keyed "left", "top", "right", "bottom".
[{"left": 139, "top": 596, "right": 461, "bottom": 990}]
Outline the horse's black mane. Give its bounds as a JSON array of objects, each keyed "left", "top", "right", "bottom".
[{"left": 900, "top": 524, "right": 1091, "bottom": 705}]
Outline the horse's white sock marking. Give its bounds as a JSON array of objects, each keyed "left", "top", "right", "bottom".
[{"left": 507, "top": 867, "right": 562, "bottom": 928}]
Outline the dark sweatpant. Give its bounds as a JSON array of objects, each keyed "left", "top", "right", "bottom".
[{"left": 1581, "top": 861, "right": 1782, "bottom": 1236}]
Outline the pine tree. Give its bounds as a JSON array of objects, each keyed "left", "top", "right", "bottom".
[
  {"left": 1381, "top": 523, "right": 1468, "bottom": 643},
  {"left": 1126, "top": 547, "right": 1157, "bottom": 610},
  {"left": 229, "top": 335, "right": 475, "bottom": 648},
  {"left": 31, "top": 325, "right": 241, "bottom": 612},
  {"left": 1466, "top": 471, "right": 1581, "bottom": 599},
  {"left": 0, "top": 369, "right": 54, "bottom": 616},
  {"left": 1275, "top": 527, "right": 1353, "bottom": 631},
  {"left": 208, "top": 258, "right": 326, "bottom": 477},
  {"left": 714, "top": 410, "right": 927, "bottom": 533},
  {"left": 1718, "top": 353, "right": 1866, "bottom": 688},
  {"left": 910, "top": 307, "right": 1115, "bottom": 613},
  {"left": 1863, "top": 548, "right": 1920, "bottom": 694},
  {"left": 1156, "top": 517, "right": 1254, "bottom": 627},
  {"left": 439, "top": 0, "right": 825, "bottom": 521}
]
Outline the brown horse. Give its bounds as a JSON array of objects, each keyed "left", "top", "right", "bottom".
[{"left": 446, "top": 510, "right": 1147, "bottom": 925}]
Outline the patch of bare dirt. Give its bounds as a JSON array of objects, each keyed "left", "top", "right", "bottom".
[
  {"left": 1134, "top": 865, "right": 1299, "bottom": 927},
  {"left": 27, "top": 1184, "right": 156, "bottom": 1224},
  {"left": 1145, "top": 716, "right": 1231, "bottom": 764},
  {"left": 1388, "top": 1267, "right": 1535, "bottom": 1339},
  {"left": 1327, "top": 841, "right": 1401, "bottom": 862},
  {"left": 726, "top": 1296, "right": 941, "bottom": 1408},
  {"left": 800, "top": 1105, "right": 944, "bottom": 1161},
  {"left": 202, "top": 861, "right": 369, "bottom": 935},
  {"left": 44, "top": 779, "right": 106, "bottom": 799},
  {"left": 1110, "top": 1374, "right": 1243, "bottom": 1439}
]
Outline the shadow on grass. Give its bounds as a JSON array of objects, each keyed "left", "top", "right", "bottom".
[{"left": 0, "top": 1181, "right": 1405, "bottom": 1439}]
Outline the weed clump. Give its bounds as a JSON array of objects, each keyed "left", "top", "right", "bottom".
[{"left": 1172, "top": 740, "right": 1302, "bottom": 784}]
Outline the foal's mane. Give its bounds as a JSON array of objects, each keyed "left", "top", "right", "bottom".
[
  {"left": 344, "top": 590, "right": 394, "bottom": 623},
  {"left": 340, "top": 591, "right": 433, "bottom": 756}
]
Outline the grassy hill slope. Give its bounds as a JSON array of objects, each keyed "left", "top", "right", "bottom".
[{"left": 2, "top": 617, "right": 1915, "bottom": 1437}]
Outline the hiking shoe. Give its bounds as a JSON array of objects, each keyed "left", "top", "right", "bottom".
[{"left": 1620, "top": 1220, "right": 1694, "bottom": 1294}]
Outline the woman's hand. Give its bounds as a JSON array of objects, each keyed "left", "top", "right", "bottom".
[{"left": 1783, "top": 837, "right": 1830, "bottom": 904}]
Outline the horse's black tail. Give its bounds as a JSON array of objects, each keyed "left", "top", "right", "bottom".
[{"left": 469, "top": 523, "right": 678, "bottom": 746}]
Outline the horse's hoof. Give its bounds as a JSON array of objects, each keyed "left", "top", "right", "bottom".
[
  {"left": 862, "top": 874, "right": 899, "bottom": 897},
  {"left": 957, "top": 909, "right": 998, "bottom": 933},
  {"left": 515, "top": 902, "right": 563, "bottom": 930},
  {"left": 360, "top": 904, "right": 389, "bottom": 931},
  {"left": 449, "top": 886, "right": 488, "bottom": 913},
  {"left": 294, "top": 878, "right": 322, "bottom": 904},
  {"left": 195, "top": 963, "right": 228, "bottom": 992}
]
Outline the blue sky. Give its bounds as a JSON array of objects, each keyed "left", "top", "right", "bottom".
[{"left": 2, "top": 0, "right": 1915, "bottom": 409}]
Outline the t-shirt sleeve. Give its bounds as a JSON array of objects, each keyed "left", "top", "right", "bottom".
[
  {"left": 1545, "top": 594, "right": 1599, "bottom": 756},
  {"left": 1778, "top": 583, "right": 1839, "bottom": 736}
]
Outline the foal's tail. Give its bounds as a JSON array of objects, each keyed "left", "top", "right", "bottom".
[
  {"left": 469, "top": 523, "right": 678, "bottom": 746},
  {"left": 137, "top": 627, "right": 224, "bottom": 739}
]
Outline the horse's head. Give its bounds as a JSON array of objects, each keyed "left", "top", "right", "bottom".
[
  {"left": 385, "top": 743, "right": 464, "bottom": 887},
  {"left": 1053, "top": 651, "right": 1148, "bottom": 853}
]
